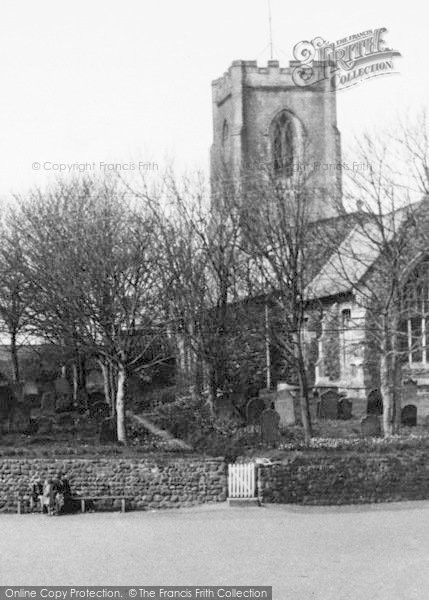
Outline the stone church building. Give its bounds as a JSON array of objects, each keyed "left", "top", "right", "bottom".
[{"left": 209, "top": 59, "right": 429, "bottom": 426}]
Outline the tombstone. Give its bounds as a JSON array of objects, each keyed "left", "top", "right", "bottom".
[
  {"left": 401, "top": 404, "right": 417, "bottom": 427},
  {"left": 0, "top": 384, "right": 15, "bottom": 433},
  {"left": 86, "top": 369, "right": 104, "bottom": 393},
  {"left": 41, "top": 391, "right": 56, "bottom": 414},
  {"left": 90, "top": 400, "right": 110, "bottom": 420},
  {"left": 55, "top": 393, "right": 73, "bottom": 413},
  {"left": 22, "top": 381, "right": 40, "bottom": 411},
  {"left": 319, "top": 390, "right": 340, "bottom": 419},
  {"left": 361, "top": 414, "right": 381, "bottom": 437},
  {"left": 338, "top": 397, "right": 353, "bottom": 420},
  {"left": 37, "top": 415, "right": 54, "bottom": 434},
  {"left": 260, "top": 407, "right": 280, "bottom": 446},
  {"left": 56, "top": 412, "right": 75, "bottom": 429},
  {"left": 367, "top": 389, "right": 383, "bottom": 415},
  {"left": 99, "top": 417, "right": 117, "bottom": 443},
  {"left": 12, "top": 400, "right": 31, "bottom": 432},
  {"left": 246, "top": 397, "right": 266, "bottom": 425},
  {"left": 23, "top": 381, "right": 38, "bottom": 397},
  {"left": 54, "top": 377, "right": 70, "bottom": 396},
  {"left": 54, "top": 377, "right": 72, "bottom": 412},
  {"left": 216, "top": 395, "right": 234, "bottom": 418},
  {"left": 274, "top": 382, "right": 297, "bottom": 426}
]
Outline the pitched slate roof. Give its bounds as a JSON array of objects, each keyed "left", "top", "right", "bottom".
[{"left": 306, "top": 206, "right": 414, "bottom": 300}]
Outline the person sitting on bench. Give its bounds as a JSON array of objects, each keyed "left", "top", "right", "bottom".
[
  {"left": 53, "top": 471, "right": 74, "bottom": 514},
  {"left": 29, "top": 477, "right": 43, "bottom": 512},
  {"left": 42, "top": 479, "right": 56, "bottom": 515}
]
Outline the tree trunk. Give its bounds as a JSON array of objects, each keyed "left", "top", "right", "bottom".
[
  {"left": 294, "top": 333, "right": 312, "bottom": 443},
  {"left": 298, "top": 364, "right": 312, "bottom": 443},
  {"left": 203, "top": 360, "right": 216, "bottom": 416},
  {"left": 380, "top": 350, "right": 394, "bottom": 437},
  {"left": 116, "top": 365, "right": 127, "bottom": 444},
  {"left": 10, "top": 329, "right": 19, "bottom": 383},
  {"left": 392, "top": 353, "right": 402, "bottom": 434},
  {"left": 99, "top": 360, "right": 116, "bottom": 415},
  {"left": 100, "top": 361, "right": 110, "bottom": 404},
  {"left": 109, "top": 363, "right": 117, "bottom": 415}
]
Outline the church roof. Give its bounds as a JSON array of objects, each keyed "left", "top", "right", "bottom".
[{"left": 306, "top": 205, "right": 414, "bottom": 300}]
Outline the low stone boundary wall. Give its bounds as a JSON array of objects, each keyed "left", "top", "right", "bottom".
[
  {"left": 0, "top": 457, "right": 227, "bottom": 513},
  {"left": 2, "top": 450, "right": 428, "bottom": 512},
  {"left": 257, "top": 450, "right": 429, "bottom": 504}
]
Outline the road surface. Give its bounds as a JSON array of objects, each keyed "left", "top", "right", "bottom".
[{"left": 1, "top": 501, "right": 428, "bottom": 600}]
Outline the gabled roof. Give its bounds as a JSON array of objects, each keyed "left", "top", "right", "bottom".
[{"left": 306, "top": 205, "right": 415, "bottom": 300}]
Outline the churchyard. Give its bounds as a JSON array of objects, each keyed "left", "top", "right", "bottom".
[{"left": 1, "top": 357, "right": 429, "bottom": 516}]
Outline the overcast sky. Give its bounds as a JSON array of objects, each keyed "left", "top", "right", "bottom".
[{"left": 0, "top": 0, "right": 426, "bottom": 198}]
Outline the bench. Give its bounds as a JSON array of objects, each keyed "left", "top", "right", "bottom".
[
  {"left": 71, "top": 495, "right": 131, "bottom": 513},
  {"left": 17, "top": 495, "right": 131, "bottom": 514}
]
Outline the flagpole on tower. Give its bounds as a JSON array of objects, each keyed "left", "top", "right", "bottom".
[{"left": 268, "top": 0, "right": 274, "bottom": 59}]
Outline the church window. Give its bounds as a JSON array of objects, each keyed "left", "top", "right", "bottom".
[
  {"left": 271, "top": 111, "right": 295, "bottom": 177},
  {"left": 402, "top": 260, "right": 429, "bottom": 365}
]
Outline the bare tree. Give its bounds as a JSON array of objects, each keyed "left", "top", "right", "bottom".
[
  {"left": 321, "top": 129, "right": 424, "bottom": 436},
  {"left": 16, "top": 177, "right": 165, "bottom": 443},
  {"left": 236, "top": 165, "right": 320, "bottom": 442},
  {"left": 0, "top": 209, "right": 32, "bottom": 383},
  {"left": 132, "top": 171, "right": 254, "bottom": 414}
]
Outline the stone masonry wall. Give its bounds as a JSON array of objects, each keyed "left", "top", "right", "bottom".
[
  {"left": 0, "top": 457, "right": 227, "bottom": 513},
  {"left": 258, "top": 450, "right": 429, "bottom": 505}
]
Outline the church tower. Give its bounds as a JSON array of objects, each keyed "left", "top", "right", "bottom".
[{"left": 210, "top": 60, "right": 342, "bottom": 220}]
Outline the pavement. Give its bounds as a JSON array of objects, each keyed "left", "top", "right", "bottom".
[{"left": 1, "top": 501, "right": 428, "bottom": 599}]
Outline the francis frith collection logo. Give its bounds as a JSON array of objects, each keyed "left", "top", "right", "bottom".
[{"left": 292, "top": 28, "right": 401, "bottom": 90}]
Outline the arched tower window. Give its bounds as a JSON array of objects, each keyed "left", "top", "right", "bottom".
[{"left": 271, "top": 111, "right": 298, "bottom": 177}]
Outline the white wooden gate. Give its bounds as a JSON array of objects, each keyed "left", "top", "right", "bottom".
[{"left": 228, "top": 462, "right": 256, "bottom": 498}]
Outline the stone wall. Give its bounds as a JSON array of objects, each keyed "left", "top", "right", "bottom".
[
  {"left": 258, "top": 450, "right": 429, "bottom": 505},
  {"left": 0, "top": 457, "right": 227, "bottom": 513}
]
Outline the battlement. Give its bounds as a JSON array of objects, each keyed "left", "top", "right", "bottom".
[{"left": 212, "top": 59, "right": 333, "bottom": 103}]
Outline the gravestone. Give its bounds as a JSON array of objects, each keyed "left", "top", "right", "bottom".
[
  {"left": 41, "top": 392, "right": 56, "bottom": 414},
  {"left": 260, "top": 407, "right": 280, "bottom": 446},
  {"left": 86, "top": 369, "right": 104, "bottom": 392},
  {"left": 90, "top": 400, "right": 110, "bottom": 420},
  {"left": 246, "top": 397, "right": 266, "bottom": 425},
  {"left": 274, "top": 382, "right": 297, "bottom": 426},
  {"left": 338, "top": 397, "right": 353, "bottom": 420},
  {"left": 56, "top": 412, "right": 75, "bottom": 429},
  {"left": 367, "top": 389, "right": 383, "bottom": 415},
  {"left": 319, "top": 390, "right": 340, "bottom": 419},
  {"left": 22, "top": 381, "right": 40, "bottom": 410},
  {"left": 54, "top": 378, "right": 72, "bottom": 412},
  {"left": 37, "top": 415, "right": 54, "bottom": 434},
  {"left": 23, "top": 381, "right": 38, "bottom": 397},
  {"left": 216, "top": 395, "right": 234, "bottom": 418},
  {"left": 0, "top": 384, "right": 15, "bottom": 433},
  {"left": 54, "top": 377, "right": 70, "bottom": 396},
  {"left": 99, "top": 417, "right": 117, "bottom": 443},
  {"left": 56, "top": 393, "right": 73, "bottom": 413},
  {"left": 361, "top": 414, "right": 381, "bottom": 437},
  {"left": 401, "top": 404, "right": 417, "bottom": 426},
  {"left": 12, "top": 399, "right": 31, "bottom": 431}
]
